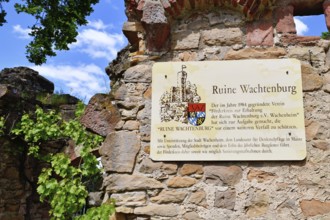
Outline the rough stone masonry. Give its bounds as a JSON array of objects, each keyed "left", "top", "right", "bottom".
[{"left": 81, "top": 0, "right": 330, "bottom": 219}]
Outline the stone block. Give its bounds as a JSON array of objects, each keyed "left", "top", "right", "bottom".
[
  {"left": 179, "top": 164, "right": 203, "bottom": 176},
  {"left": 161, "top": 163, "right": 178, "bottom": 174},
  {"left": 104, "top": 174, "right": 164, "bottom": 193},
  {"left": 122, "top": 22, "right": 144, "bottom": 46},
  {"left": 324, "top": 0, "right": 330, "bottom": 31},
  {"left": 202, "top": 28, "right": 243, "bottom": 46},
  {"left": 300, "top": 199, "right": 330, "bottom": 217},
  {"left": 305, "top": 121, "right": 321, "bottom": 141},
  {"left": 183, "top": 211, "right": 203, "bottom": 220},
  {"left": 139, "top": 158, "right": 163, "bottom": 174},
  {"left": 246, "top": 190, "right": 269, "bottom": 218},
  {"left": 287, "top": 46, "right": 325, "bottom": 69},
  {"left": 302, "top": 73, "right": 323, "bottom": 91},
  {"left": 275, "top": 6, "right": 296, "bottom": 34},
  {"left": 80, "top": 94, "right": 121, "bottom": 137},
  {"left": 122, "top": 120, "right": 140, "bottom": 131},
  {"left": 246, "top": 21, "right": 273, "bottom": 46},
  {"left": 188, "top": 190, "right": 207, "bottom": 207},
  {"left": 142, "top": 1, "right": 170, "bottom": 51},
  {"left": 100, "top": 131, "right": 140, "bottom": 173},
  {"left": 150, "top": 190, "right": 188, "bottom": 204},
  {"left": 247, "top": 169, "right": 277, "bottom": 183},
  {"left": 312, "top": 140, "right": 330, "bottom": 151},
  {"left": 204, "top": 165, "right": 242, "bottom": 186},
  {"left": 167, "top": 176, "right": 197, "bottom": 188},
  {"left": 281, "top": 34, "right": 320, "bottom": 46},
  {"left": 134, "top": 204, "right": 180, "bottom": 217},
  {"left": 172, "top": 31, "right": 200, "bottom": 50},
  {"left": 124, "top": 64, "right": 152, "bottom": 83},
  {"left": 214, "top": 189, "right": 236, "bottom": 210},
  {"left": 111, "top": 192, "right": 147, "bottom": 206},
  {"left": 225, "top": 47, "right": 286, "bottom": 60}
]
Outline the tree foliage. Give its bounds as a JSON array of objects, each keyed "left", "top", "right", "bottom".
[
  {"left": 0, "top": 116, "right": 5, "bottom": 135},
  {"left": 11, "top": 103, "right": 115, "bottom": 220},
  {"left": 0, "top": 0, "right": 99, "bottom": 65}
]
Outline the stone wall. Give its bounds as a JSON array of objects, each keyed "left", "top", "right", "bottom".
[
  {"left": 0, "top": 67, "right": 79, "bottom": 220},
  {"left": 91, "top": 1, "right": 330, "bottom": 219}
]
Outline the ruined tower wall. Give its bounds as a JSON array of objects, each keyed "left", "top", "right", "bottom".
[{"left": 96, "top": 0, "right": 330, "bottom": 219}]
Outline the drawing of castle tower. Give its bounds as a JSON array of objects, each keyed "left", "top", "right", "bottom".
[{"left": 177, "top": 65, "right": 187, "bottom": 102}]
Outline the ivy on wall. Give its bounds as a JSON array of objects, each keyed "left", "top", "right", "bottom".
[{"left": 6, "top": 103, "right": 115, "bottom": 220}]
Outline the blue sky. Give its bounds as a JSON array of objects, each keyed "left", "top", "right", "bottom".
[
  {"left": 0, "top": 0, "right": 127, "bottom": 101},
  {"left": 0, "top": 2, "right": 328, "bottom": 102}
]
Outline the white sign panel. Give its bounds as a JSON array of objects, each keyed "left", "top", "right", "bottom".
[{"left": 151, "top": 59, "right": 306, "bottom": 161}]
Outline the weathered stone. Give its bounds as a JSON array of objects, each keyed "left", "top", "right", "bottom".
[
  {"left": 161, "top": 163, "right": 178, "bottom": 174},
  {"left": 141, "top": 0, "right": 170, "bottom": 51},
  {"left": 100, "top": 131, "right": 140, "bottom": 173},
  {"left": 221, "top": 9, "right": 245, "bottom": 27},
  {"left": 214, "top": 189, "right": 236, "bottom": 210},
  {"left": 178, "top": 51, "right": 198, "bottom": 61},
  {"left": 302, "top": 73, "right": 324, "bottom": 91},
  {"left": 300, "top": 199, "right": 330, "bottom": 217},
  {"left": 88, "top": 192, "right": 103, "bottom": 206},
  {"left": 224, "top": 47, "right": 286, "bottom": 60},
  {"left": 124, "top": 64, "right": 152, "bottom": 83},
  {"left": 187, "top": 17, "right": 209, "bottom": 31},
  {"left": 122, "top": 120, "right": 140, "bottom": 130},
  {"left": 80, "top": 94, "right": 121, "bottom": 137},
  {"left": 281, "top": 34, "right": 320, "bottom": 46},
  {"left": 312, "top": 140, "right": 330, "bottom": 151},
  {"left": 104, "top": 174, "right": 164, "bottom": 193},
  {"left": 183, "top": 211, "right": 203, "bottom": 220},
  {"left": 111, "top": 83, "right": 128, "bottom": 101},
  {"left": 115, "top": 206, "right": 134, "bottom": 214},
  {"left": 120, "top": 83, "right": 149, "bottom": 98},
  {"left": 202, "top": 28, "right": 243, "bottom": 46},
  {"left": 305, "top": 121, "right": 321, "bottom": 141},
  {"left": 143, "top": 86, "right": 152, "bottom": 99},
  {"left": 167, "top": 176, "right": 197, "bottom": 188},
  {"left": 188, "top": 190, "right": 207, "bottom": 207},
  {"left": 275, "top": 6, "right": 296, "bottom": 34},
  {"left": 324, "top": 0, "right": 330, "bottom": 32},
  {"left": 172, "top": 31, "right": 200, "bottom": 50},
  {"left": 247, "top": 21, "right": 273, "bottom": 46},
  {"left": 121, "top": 108, "right": 139, "bottom": 120},
  {"left": 324, "top": 84, "right": 330, "bottom": 93},
  {"left": 246, "top": 190, "right": 269, "bottom": 218},
  {"left": 134, "top": 205, "right": 179, "bottom": 217},
  {"left": 179, "top": 164, "right": 203, "bottom": 176},
  {"left": 139, "top": 158, "right": 163, "bottom": 174},
  {"left": 247, "top": 169, "right": 278, "bottom": 183},
  {"left": 150, "top": 190, "right": 188, "bottom": 204},
  {"left": 0, "top": 67, "right": 54, "bottom": 96},
  {"left": 301, "top": 62, "right": 315, "bottom": 75},
  {"left": 204, "top": 166, "right": 242, "bottom": 186},
  {"left": 287, "top": 46, "right": 325, "bottom": 68},
  {"left": 111, "top": 192, "right": 147, "bottom": 206},
  {"left": 122, "top": 22, "right": 144, "bottom": 47}
]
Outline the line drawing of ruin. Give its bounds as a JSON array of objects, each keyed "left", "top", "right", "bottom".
[{"left": 160, "top": 65, "right": 202, "bottom": 124}]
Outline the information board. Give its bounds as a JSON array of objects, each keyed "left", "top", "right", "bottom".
[{"left": 150, "top": 59, "right": 306, "bottom": 161}]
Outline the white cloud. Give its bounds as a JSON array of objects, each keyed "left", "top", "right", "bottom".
[
  {"left": 31, "top": 63, "right": 109, "bottom": 102},
  {"left": 87, "top": 19, "right": 113, "bottom": 30},
  {"left": 71, "top": 20, "right": 126, "bottom": 60},
  {"left": 13, "top": 25, "right": 31, "bottom": 39},
  {"left": 294, "top": 17, "right": 309, "bottom": 35}
]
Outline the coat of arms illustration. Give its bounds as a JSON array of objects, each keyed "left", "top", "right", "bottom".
[{"left": 159, "top": 65, "right": 206, "bottom": 126}]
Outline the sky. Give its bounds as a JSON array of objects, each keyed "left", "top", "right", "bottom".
[{"left": 0, "top": 2, "right": 328, "bottom": 102}]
